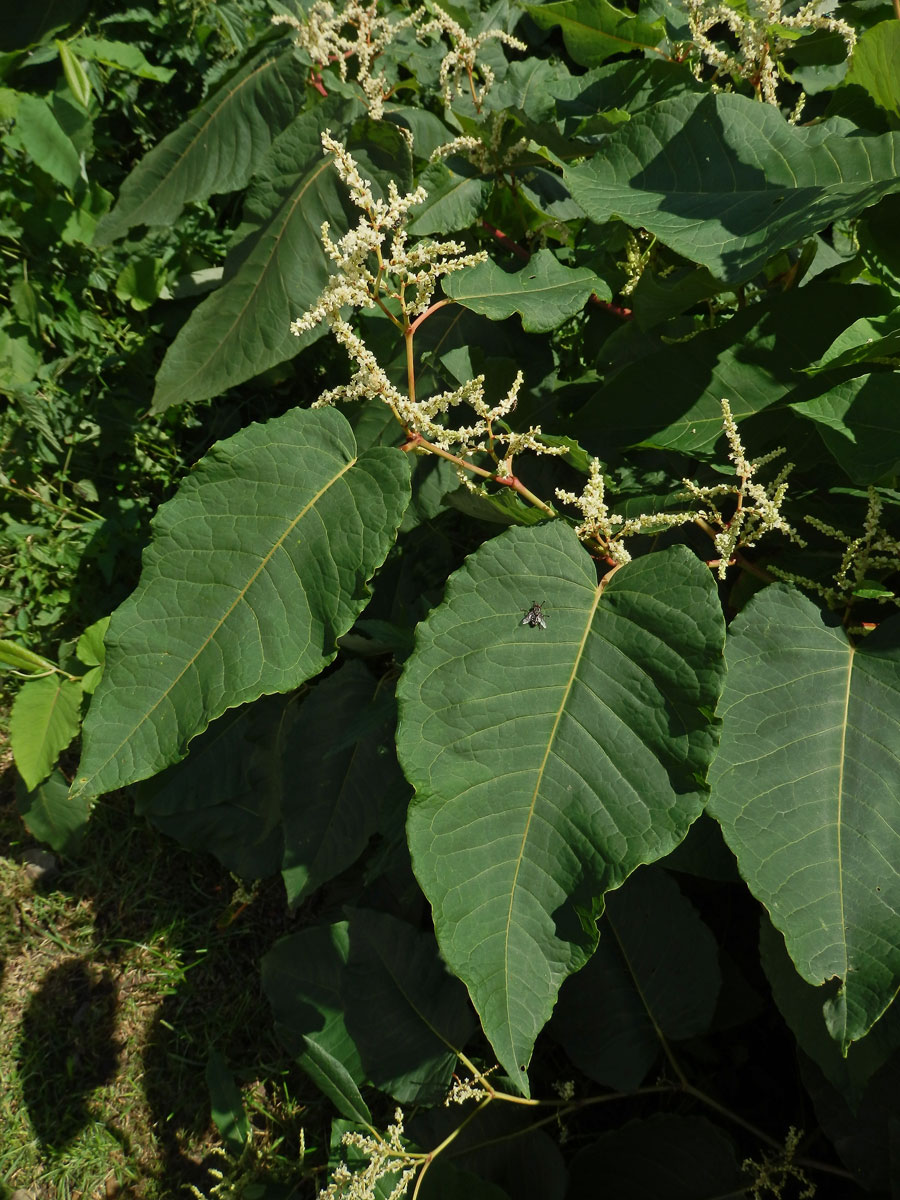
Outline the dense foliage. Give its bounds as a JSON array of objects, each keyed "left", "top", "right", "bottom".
[{"left": 3, "top": 0, "right": 900, "bottom": 1194}]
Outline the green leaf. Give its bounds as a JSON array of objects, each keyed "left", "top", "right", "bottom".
[
  {"left": 72, "top": 407, "right": 411, "bottom": 803},
  {"left": 11, "top": 675, "right": 83, "bottom": 791},
  {"left": 262, "top": 922, "right": 372, "bottom": 1125},
  {"left": 804, "top": 315, "right": 900, "bottom": 375},
  {"left": 406, "top": 158, "right": 494, "bottom": 236},
  {"left": 565, "top": 92, "right": 900, "bottom": 285},
  {"left": 56, "top": 41, "right": 92, "bottom": 108},
  {"left": 137, "top": 694, "right": 293, "bottom": 880},
  {"left": 93, "top": 47, "right": 308, "bottom": 243},
  {"left": 206, "top": 1049, "right": 249, "bottom": 1152},
  {"left": 17, "top": 768, "right": 91, "bottom": 855},
  {"left": 566, "top": 1115, "right": 745, "bottom": 1198},
  {"left": 148, "top": 102, "right": 362, "bottom": 411},
  {"left": 10, "top": 94, "right": 82, "bottom": 189},
  {"left": 76, "top": 615, "right": 108, "bottom": 695},
  {"left": 282, "top": 663, "right": 396, "bottom": 907},
  {"left": 344, "top": 909, "right": 476, "bottom": 1103},
  {"left": 791, "top": 375, "right": 900, "bottom": 484},
  {"left": 708, "top": 585, "right": 900, "bottom": 1051},
  {"left": 843, "top": 20, "right": 900, "bottom": 119},
  {"left": 551, "top": 866, "right": 721, "bottom": 1089},
  {"left": 526, "top": 0, "right": 666, "bottom": 67},
  {"left": 760, "top": 916, "right": 900, "bottom": 1111},
  {"left": 442, "top": 250, "right": 607, "bottom": 333},
  {"left": 398, "top": 523, "right": 726, "bottom": 1092},
  {"left": 575, "top": 282, "right": 891, "bottom": 453},
  {"left": 69, "top": 35, "right": 175, "bottom": 83}
]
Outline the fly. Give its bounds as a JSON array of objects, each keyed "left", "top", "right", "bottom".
[{"left": 521, "top": 600, "right": 547, "bottom": 629}]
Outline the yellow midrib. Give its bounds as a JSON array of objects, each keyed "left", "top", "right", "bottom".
[{"left": 502, "top": 586, "right": 603, "bottom": 1056}]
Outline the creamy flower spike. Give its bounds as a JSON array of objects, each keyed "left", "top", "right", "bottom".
[
  {"left": 293, "top": 134, "right": 568, "bottom": 471},
  {"left": 685, "top": 0, "right": 856, "bottom": 121}
]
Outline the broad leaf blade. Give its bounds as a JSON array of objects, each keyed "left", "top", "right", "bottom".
[
  {"left": 565, "top": 92, "right": 900, "bottom": 284},
  {"left": 345, "top": 909, "right": 476, "bottom": 1103},
  {"left": 442, "top": 250, "right": 607, "bottom": 332},
  {"left": 72, "top": 407, "right": 411, "bottom": 802},
  {"left": 398, "top": 523, "right": 726, "bottom": 1092},
  {"left": 136, "top": 694, "right": 295, "bottom": 879},
  {"left": 551, "top": 865, "right": 721, "bottom": 1089},
  {"left": 526, "top": 0, "right": 666, "bottom": 67},
  {"left": 708, "top": 585, "right": 900, "bottom": 1051},
  {"left": 844, "top": 20, "right": 900, "bottom": 119},
  {"left": 95, "top": 47, "right": 308, "bottom": 242},
  {"left": 262, "top": 922, "right": 372, "bottom": 1125},
  {"left": 10, "top": 675, "right": 83, "bottom": 791},
  {"left": 17, "top": 768, "right": 91, "bottom": 855}
]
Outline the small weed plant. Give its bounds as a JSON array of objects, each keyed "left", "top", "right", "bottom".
[{"left": 3, "top": 0, "right": 900, "bottom": 1194}]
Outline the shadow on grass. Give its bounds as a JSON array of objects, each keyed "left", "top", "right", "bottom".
[
  {"left": 1, "top": 781, "right": 311, "bottom": 1198},
  {"left": 17, "top": 958, "right": 120, "bottom": 1149}
]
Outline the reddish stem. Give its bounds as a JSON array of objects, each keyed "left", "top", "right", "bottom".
[{"left": 480, "top": 220, "right": 530, "bottom": 261}]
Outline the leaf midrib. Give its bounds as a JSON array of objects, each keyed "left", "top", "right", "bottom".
[
  {"left": 74, "top": 454, "right": 357, "bottom": 796},
  {"left": 502, "top": 585, "right": 602, "bottom": 1060}
]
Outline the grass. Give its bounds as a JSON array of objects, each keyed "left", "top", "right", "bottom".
[{"left": 0, "top": 757, "right": 326, "bottom": 1200}]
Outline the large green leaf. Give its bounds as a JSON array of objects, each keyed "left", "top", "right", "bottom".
[
  {"left": 843, "top": 21, "right": 900, "bottom": 120},
  {"left": 575, "top": 282, "right": 891, "bottom": 453},
  {"left": 804, "top": 314, "right": 900, "bottom": 375},
  {"left": 343, "top": 909, "right": 476, "bottom": 1103},
  {"left": 263, "top": 911, "right": 473, "bottom": 1109},
  {"left": 9, "top": 94, "right": 82, "bottom": 189},
  {"left": 17, "top": 768, "right": 91, "bottom": 855},
  {"left": 148, "top": 105, "right": 353, "bottom": 411},
  {"left": 760, "top": 916, "right": 900, "bottom": 1111},
  {"left": 10, "top": 675, "right": 83, "bottom": 792},
  {"left": 551, "top": 865, "right": 721, "bottom": 1089},
  {"left": 72, "top": 407, "right": 411, "bottom": 803},
  {"left": 406, "top": 158, "right": 494, "bottom": 236},
  {"left": 442, "top": 250, "right": 607, "bottom": 333},
  {"left": 136, "top": 694, "right": 295, "bottom": 879},
  {"left": 94, "top": 46, "right": 308, "bottom": 243},
  {"left": 281, "top": 663, "right": 399, "bottom": 906},
  {"left": 262, "top": 922, "right": 372, "bottom": 1125},
  {"left": 708, "top": 585, "right": 900, "bottom": 1051},
  {"left": 526, "top": 0, "right": 666, "bottom": 67},
  {"left": 565, "top": 92, "right": 900, "bottom": 284},
  {"left": 398, "top": 523, "right": 726, "bottom": 1093},
  {"left": 791, "top": 374, "right": 900, "bottom": 485}
]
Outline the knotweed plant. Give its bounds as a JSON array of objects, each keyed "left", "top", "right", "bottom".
[
  {"left": 772, "top": 486, "right": 900, "bottom": 622},
  {"left": 293, "top": 133, "right": 567, "bottom": 505},
  {"left": 295, "top": 143, "right": 810, "bottom": 576},
  {"left": 685, "top": 0, "right": 856, "bottom": 120},
  {"left": 274, "top": 0, "right": 524, "bottom": 116}
]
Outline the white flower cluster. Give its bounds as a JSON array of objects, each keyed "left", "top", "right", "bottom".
[
  {"left": 685, "top": 0, "right": 856, "bottom": 119},
  {"left": 681, "top": 399, "right": 804, "bottom": 577},
  {"left": 273, "top": 0, "right": 417, "bottom": 118},
  {"left": 444, "top": 1073, "right": 491, "bottom": 1105},
  {"left": 293, "top": 132, "right": 485, "bottom": 338},
  {"left": 294, "top": 135, "right": 566, "bottom": 469},
  {"left": 418, "top": 6, "right": 527, "bottom": 108},
  {"left": 319, "top": 1110, "right": 418, "bottom": 1200},
  {"left": 555, "top": 458, "right": 696, "bottom": 565},
  {"left": 430, "top": 113, "right": 529, "bottom": 172}
]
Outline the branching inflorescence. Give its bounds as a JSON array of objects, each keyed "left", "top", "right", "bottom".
[
  {"left": 294, "top": 141, "right": 809, "bottom": 575},
  {"left": 292, "top": 133, "right": 567, "bottom": 493},
  {"left": 685, "top": 0, "right": 856, "bottom": 121},
  {"left": 274, "top": 0, "right": 525, "bottom": 116}
]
